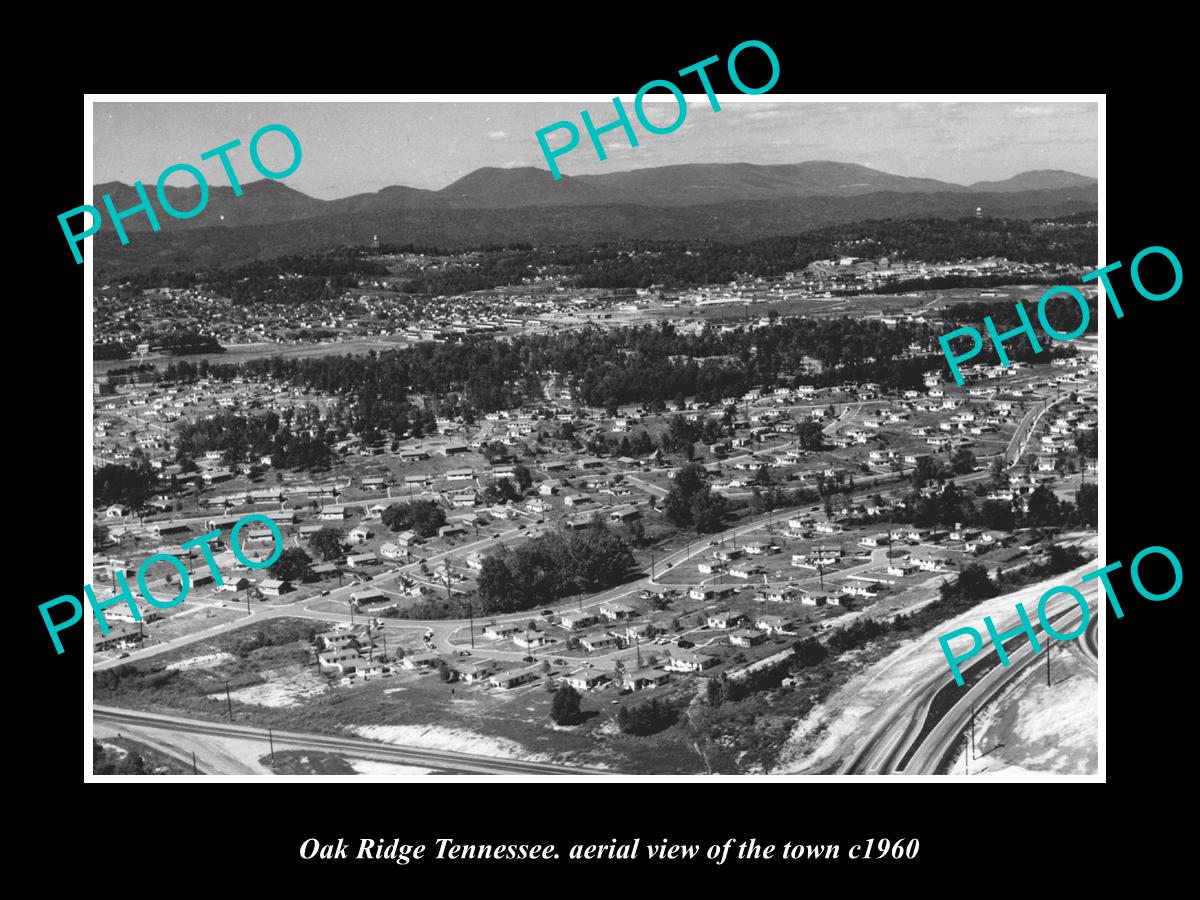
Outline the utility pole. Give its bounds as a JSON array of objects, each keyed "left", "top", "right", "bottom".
[
  {"left": 1046, "top": 636, "right": 1052, "bottom": 687},
  {"left": 224, "top": 680, "right": 233, "bottom": 722},
  {"left": 192, "top": 752, "right": 197, "bottom": 775},
  {"left": 970, "top": 704, "right": 976, "bottom": 760},
  {"left": 268, "top": 727, "right": 275, "bottom": 766}
]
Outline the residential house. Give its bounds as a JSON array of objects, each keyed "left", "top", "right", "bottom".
[
  {"left": 706, "top": 610, "right": 743, "bottom": 630},
  {"left": 260, "top": 579, "right": 292, "bottom": 596},
  {"left": 564, "top": 669, "right": 608, "bottom": 691},
  {"left": 729, "top": 628, "right": 767, "bottom": 648},
  {"left": 581, "top": 632, "right": 621, "bottom": 652},
  {"left": 488, "top": 667, "right": 540, "bottom": 690}
]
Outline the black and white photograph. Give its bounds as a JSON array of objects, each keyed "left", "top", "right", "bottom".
[{"left": 79, "top": 96, "right": 1104, "bottom": 780}]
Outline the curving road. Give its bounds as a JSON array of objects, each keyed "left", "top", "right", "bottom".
[{"left": 808, "top": 563, "right": 1100, "bottom": 775}]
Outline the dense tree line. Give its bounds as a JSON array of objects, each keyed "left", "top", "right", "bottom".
[
  {"left": 475, "top": 520, "right": 635, "bottom": 615},
  {"left": 381, "top": 500, "right": 446, "bottom": 537},
  {"left": 396, "top": 216, "right": 1095, "bottom": 294},
  {"left": 942, "top": 296, "right": 1098, "bottom": 337},
  {"left": 173, "top": 410, "right": 333, "bottom": 471},
  {"left": 95, "top": 462, "right": 157, "bottom": 509},
  {"left": 196, "top": 318, "right": 945, "bottom": 440},
  {"left": 663, "top": 463, "right": 729, "bottom": 533},
  {"left": 100, "top": 247, "right": 390, "bottom": 296},
  {"left": 616, "top": 697, "right": 679, "bottom": 736}
]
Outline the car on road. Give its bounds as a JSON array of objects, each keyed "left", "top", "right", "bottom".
[
  {"left": 522, "top": 656, "right": 538, "bottom": 663},
  {"left": 458, "top": 650, "right": 471, "bottom": 657},
  {"left": 663, "top": 563, "right": 673, "bottom": 570},
  {"left": 214, "top": 602, "right": 226, "bottom": 608},
  {"left": 117, "top": 651, "right": 130, "bottom": 659},
  {"left": 554, "top": 659, "right": 569, "bottom": 666},
  {"left": 321, "top": 589, "right": 330, "bottom": 596},
  {"left": 541, "top": 609, "right": 554, "bottom": 616}
]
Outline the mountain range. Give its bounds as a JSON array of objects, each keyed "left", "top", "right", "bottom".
[{"left": 91, "top": 161, "right": 1097, "bottom": 271}]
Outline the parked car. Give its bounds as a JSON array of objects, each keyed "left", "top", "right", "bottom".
[
  {"left": 554, "top": 659, "right": 569, "bottom": 666},
  {"left": 458, "top": 650, "right": 471, "bottom": 657}
]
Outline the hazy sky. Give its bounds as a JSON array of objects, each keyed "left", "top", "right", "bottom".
[{"left": 93, "top": 100, "right": 1098, "bottom": 200}]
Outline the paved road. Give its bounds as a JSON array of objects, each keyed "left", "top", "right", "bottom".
[
  {"left": 94, "top": 706, "right": 609, "bottom": 775},
  {"left": 836, "top": 566, "right": 1098, "bottom": 775}
]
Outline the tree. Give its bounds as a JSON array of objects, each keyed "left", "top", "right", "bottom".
[
  {"left": 797, "top": 421, "right": 824, "bottom": 450},
  {"left": 93, "top": 522, "right": 110, "bottom": 551},
  {"left": 1024, "top": 485, "right": 1064, "bottom": 527},
  {"left": 95, "top": 463, "right": 156, "bottom": 509},
  {"left": 1074, "top": 483, "right": 1098, "bottom": 528},
  {"left": 476, "top": 556, "right": 518, "bottom": 614},
  {"left": 980, "top": 499, "right": 1016, "bottom": 532},
  {"left": 989, "top": 457, "right": 1008, "bottom": 488},
  {"left": 912, "top": 455, "right": 942, "bottom": 487},
  {"left": 270, "top": 548, "right": 313, "bottom": 583},
  {"left": 511, "top": 464, "right": 533, "bottom": 492},
  {"left": 706, "top": 677, "right": 723, "bottom": 708},
  {"left": 551, "top": 684, "right": 582, "bottom": 725},
  {"left": 382, "top": 500, "right": 446, "bottom": 537},
  {"left": 950, "top": 447, "right": 977, "bottom": 475},
  {"left": 310, "top": 526, "right": 344, "bottom": 561},
  {"left": 795, "top": 637, "right": 828, "bottom": 667},
  {"left": 940, "top": 563, "right": 999, "bottom": 605}
]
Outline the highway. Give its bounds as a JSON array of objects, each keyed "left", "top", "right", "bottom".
[
  {"left": 94, "top": 706, "right": 610, "bottom": 776},
  {"left": 788, "top": 563, "right": 1100, "bottom": 775}
]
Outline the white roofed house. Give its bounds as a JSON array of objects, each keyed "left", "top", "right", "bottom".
[
  {"left": 349, "top": 588, "right": 394, "bottom": 611},
  {"left": 581, "top": 631, "right": 621, "bottom": 652},
  {"left": 396, "top": 530, "right": 422, "bottom": 548},
  {"left": 348, "top": 525, "right": 374, "bottom": 544},
  {"left": 564, "top": 669, "right": 608, "bottom": 691},
  {"left": 259, "top": 579, "right": 292, "bottom": 596},
  {"left": 484, "top": 622, "right": 522, "bottom": 641},
  {"left": 600, "top": 602, "right": 637, "bottom": 621}
]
